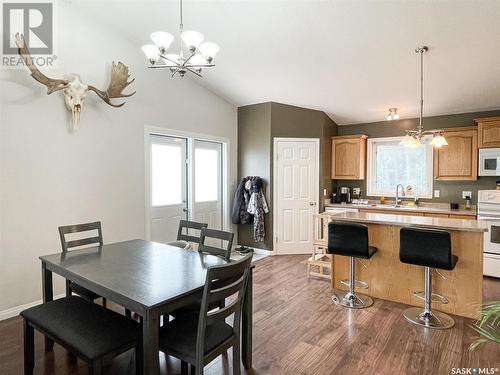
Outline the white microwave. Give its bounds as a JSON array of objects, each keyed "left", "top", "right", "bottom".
[{"left": 479, "top": 148, "right": 500, "bottom": 176}]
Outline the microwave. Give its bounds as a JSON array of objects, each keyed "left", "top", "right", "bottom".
[{"left": 479, "top": 148, "right": 500, "bottom": 176}]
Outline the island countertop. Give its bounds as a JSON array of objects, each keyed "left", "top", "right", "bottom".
[{"left": 323, "top": 211, "right": 488, "bottom": 233}]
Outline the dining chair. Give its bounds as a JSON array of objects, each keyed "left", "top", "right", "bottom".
[
  {"left": 166, "top": 220, "right": 208, "bottom": 249},
  {"left": 21, "top": 296, "right": 141, "bottom": 375},
  {"left": 198, "top": 228, "right": 234, "bottom": 261},
  {"left": 159, "top": 254, "right": 252, "bottom": 375},
  {"left": 58, "top": 222, "right": 107, "bottom": 307}
]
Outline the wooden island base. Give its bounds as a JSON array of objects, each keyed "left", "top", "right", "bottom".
[{"left": 330, "top": 222, "right": 484, "bottom": 319}]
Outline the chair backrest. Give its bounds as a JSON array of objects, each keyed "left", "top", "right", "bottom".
[
  {"left": 198, "top": 228, "right": 234, "bottom": 261},
  {"left": 196, "top": 254, "right": 252, "bottom": 362},
  {"left": 177, "top": 220, "right": 208, "bottom": 244},
  {"left": 58, "top": 221, "right": 103, "bottom": 253},
  {"left": 327, "top": 222, "right": 370, "bottom": 258},
  {"left": 400, "top": 227, "right": 452, "bottom": 269}
]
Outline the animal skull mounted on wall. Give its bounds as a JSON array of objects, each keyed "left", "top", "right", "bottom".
[{"left": 15, "top": 33, "right": 136, "bottom": 131}]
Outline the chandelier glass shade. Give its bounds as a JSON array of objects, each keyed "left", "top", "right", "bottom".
[
  {"left": 141, "top": 0, "right": 219, "bottom": 78},
  {"left": 399, "top": 46, "right": 448, "bottom": 148}
]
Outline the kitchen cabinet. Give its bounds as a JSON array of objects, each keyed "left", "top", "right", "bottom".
[
  {"left": 434, "top": 127, "right": 478, "bottom": 180},
  {"left": 331, "top": 135, "right": 367, "bottom": 180},
  {"left": 475, "top": 116, "right": 500, "bottom": 148},
  {"left": 360, "top": 208, "right": 424, "bottom": 216}
]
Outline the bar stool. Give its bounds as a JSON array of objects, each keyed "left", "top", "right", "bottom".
[
  {"left": 327, "top": 222, "right": 377, "bottom": 309},
  {"left": 399, "top": 227, "right": 458, "bottom": 329}
]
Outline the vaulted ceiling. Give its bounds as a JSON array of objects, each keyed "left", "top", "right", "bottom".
[{"left": 74, "top": 0, "right": 500, "bottom": 124}]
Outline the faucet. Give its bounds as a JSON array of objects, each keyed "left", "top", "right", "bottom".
[{"left": 395, "top": 184, "right": 405, "bottom": 207}]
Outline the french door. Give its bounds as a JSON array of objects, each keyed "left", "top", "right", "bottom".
[{"left": 147, "top": 134, "right": 223, "bottom": 244}]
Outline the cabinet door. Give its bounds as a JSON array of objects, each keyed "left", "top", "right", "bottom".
[
  {"left": 434, "top": 128, "right": 478, "bottom": 180},
  {"left": 476, "top": 118, "right": 500, "bottom": 148},
  {"left": 331, "top": 136, "right": 366, "bottom": 180}
]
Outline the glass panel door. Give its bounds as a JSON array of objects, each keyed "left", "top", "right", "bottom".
[
  {"left": 149, "top": 135, "right": 188, "bottom": 243},
  {"left": 193, "top": 140, "right": 223, "bottom": 235}
]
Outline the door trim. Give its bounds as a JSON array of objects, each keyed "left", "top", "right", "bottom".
[
  {"left": 144, "top": 125, "right": 230, "bottom": 241},
  {"left": 273, "top": 137, "right": 320, "bottom": 255}
]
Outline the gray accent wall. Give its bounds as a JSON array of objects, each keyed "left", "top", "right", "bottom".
[
  {"left": 237, "top": 102, "right": 337, "bottom": 251},
  {"left": 337, "top": 110, "right": 500, "bottom": 204}
]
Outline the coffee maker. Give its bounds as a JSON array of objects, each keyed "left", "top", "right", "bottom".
[{"left": 335, "top": 186, "right": 352, "bottom": 203}]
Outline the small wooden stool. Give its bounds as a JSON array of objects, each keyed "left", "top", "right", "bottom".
[{"left": 306, "top": 213, "right": 333, "bottom": 280}]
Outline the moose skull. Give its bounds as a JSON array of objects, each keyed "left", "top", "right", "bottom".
[{"left": 63, "top": 75, "right": 88, "bottom": 131}]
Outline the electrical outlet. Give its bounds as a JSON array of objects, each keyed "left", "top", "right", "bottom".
[
  {"left": 463, "top": 191, "right": 472, "bottom": 199},
  {"left": 434, "top": 190, "right": 440, "bottom": 198},
  {"left": 323, "top": 188, "right": 327, "bottom": 196}
]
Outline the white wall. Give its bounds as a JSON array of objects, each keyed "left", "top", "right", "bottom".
[{"left": 0, "top": 2, "right": 237, "bottom": 314}]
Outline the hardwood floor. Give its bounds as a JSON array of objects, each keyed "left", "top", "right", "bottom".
[{"left": 1, "top": 255, "right": 500, "bottom": 375}]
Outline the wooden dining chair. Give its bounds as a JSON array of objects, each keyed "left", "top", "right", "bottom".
[
  {"left": 166, "top": 220, "right": 208, "bottom": 249},
  {"left": 159, "top": 254, "right": 252, "bottom": 375},
  {"left": 198, "top": 228, "right": 234, "bottom": 261},
  {"left": 58, "top": 222, "right": 106, "bottom": 307}
]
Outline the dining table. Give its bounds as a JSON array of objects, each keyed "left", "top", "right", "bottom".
[{"left": 39, "top": 239, "right": 253, "bottom": 375}]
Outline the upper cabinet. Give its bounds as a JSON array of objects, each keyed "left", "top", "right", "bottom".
[
  {"left": 434, "top": 127, "right": 478, "bottom": 180},
  {"left": 331, "top": 135, "right": 367, "bottom": 180},
  {"left": 475, "top": 117, "right": 500, "bottom": 148}
]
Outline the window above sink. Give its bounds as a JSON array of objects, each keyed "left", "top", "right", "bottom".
[{"left": 366, "top": 136, "right": 434, "bottom": 198}]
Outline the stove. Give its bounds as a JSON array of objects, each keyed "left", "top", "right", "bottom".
[{"left": 478, "top": 190, "right": 500, "bottom": 277}]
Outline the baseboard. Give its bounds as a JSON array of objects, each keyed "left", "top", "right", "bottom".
[{"left": 0, "top": 294, "right": 65, "bottom": 322}]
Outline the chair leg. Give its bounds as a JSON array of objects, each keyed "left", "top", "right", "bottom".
[
  {"left": 23, "top": 320, "right": 34, "bottom": 375},
  {"left": 102, "top": 298, "right": 107, "bottom": 308},
  {"left": 232, "top": 341, "right": 241, "bottom": 375},
  {"left": 135, "top": 344, "right": 143, "bottom": 375},
  {"left": 181, "top": 361, "right": 188, "bottom": 375},
  {"left": 91, "top": 359, "right": 102, "bottom": 375},
  {"left": 65, "top": 280, "right": 72, "bottom": 297}
]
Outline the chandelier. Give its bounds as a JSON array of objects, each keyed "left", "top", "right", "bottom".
[
  {"left": 400, "top": 46, "right": 448, "bottom": 148},
  {"left": 141, "top": 0, "right": 219, "bottom": 78}
]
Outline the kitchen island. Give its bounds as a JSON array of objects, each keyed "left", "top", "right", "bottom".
[{"left": 324, "top": 211, "right": 488, "bottom": 318}]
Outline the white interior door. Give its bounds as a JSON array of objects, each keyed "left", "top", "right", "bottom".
[
  {"left": 192, "top": 140, "right": 223, "bottom": 231},
  {"left": 274, "top": 138, "right": 319, "bottom": 255},
  {"left": 149, "top": 135, "right": 188, "bottom": 243}
]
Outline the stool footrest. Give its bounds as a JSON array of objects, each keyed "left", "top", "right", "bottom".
[
  {"left": 341, "top": 279, "right": 368, "bottom": 289},
  {"left": 413, "top": 291, "right": 449, "bottom": 304}
]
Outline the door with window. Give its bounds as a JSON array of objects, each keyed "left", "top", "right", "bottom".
[{"left": 147, "top": 133, "right": 224, "bottom": 244}]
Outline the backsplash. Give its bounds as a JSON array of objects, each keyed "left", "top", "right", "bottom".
[{"left": 335, "top": 177, "right": 498, "bottom": 205}]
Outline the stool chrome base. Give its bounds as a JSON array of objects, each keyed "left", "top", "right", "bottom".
[
  {"left": 402, "top": 307, "right": 455, "bottom": 329},
  {"left": 332, "top": 291, "right": 374, "bottom": 309}
]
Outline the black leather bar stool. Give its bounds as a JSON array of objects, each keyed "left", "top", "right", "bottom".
[
  {"left": 400, "top": 227, "right": 458, "bottom": 329},
  {"left": 327, "top": 222, "right": 377, "bottom": 309}
]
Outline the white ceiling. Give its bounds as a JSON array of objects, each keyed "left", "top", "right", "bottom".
[{"left": 73, "top": 0, "right": 500, "bottom": 125}]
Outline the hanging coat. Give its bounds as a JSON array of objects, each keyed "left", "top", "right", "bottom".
[{"left": 247, "top": 178, "right": 269, "bottom": 242}]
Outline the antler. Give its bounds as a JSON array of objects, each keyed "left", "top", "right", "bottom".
[
  {"left": 88, "top": 62, "right": 136, "bottom": 108},
  {"left": 15, "top": 33, "right": 69, "bottom": 94}
]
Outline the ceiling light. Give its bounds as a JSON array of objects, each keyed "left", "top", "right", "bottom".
[
  {"left": 401, "top": 46, "right": 448, "bottom": 147},
  {"left": 141, "top": 0, "right": 219, "bottom": 78},
  {"left": 386, "top": 108, "right": 400, "bottom": 121}
]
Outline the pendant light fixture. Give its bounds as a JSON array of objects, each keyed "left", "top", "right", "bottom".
[
  {"left": 141, "top": 0, "right": 219, "bottom": 78},
  {"left": 400, "top": 46, "right": 448, "bottom": 148}
]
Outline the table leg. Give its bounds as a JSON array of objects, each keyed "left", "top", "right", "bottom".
[
  {"left": 142, "top": 310, "right": 160, "bottom": 375},
  {"left": 41, "top": 262, "right": 54, "bottom": 351},
  {"left": 242, "top": 267, "right": 253, "bottom": 369}
]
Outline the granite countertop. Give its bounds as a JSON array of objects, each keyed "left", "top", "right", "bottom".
[
  {"left": 321, "top": 211, "right": 487, "bottom": 232},
  {"left": 325, "top": 202, "right": 476, "bottom": 216}
]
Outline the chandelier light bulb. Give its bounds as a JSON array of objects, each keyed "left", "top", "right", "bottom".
[
  {"left": 141, "top": 44, "right": 159, "bottom": 64},
  {"left": 199, "top": 42, "right": 220, "bottom": 62},
  {"left": 150, "top": 31, "right": 174, "bottom": 53},
  {"left": 430, "top": 134, "right": 449, "bottom": 147},
  {"left": 181, "top": 30, "right": 205, "bottom": 52}
]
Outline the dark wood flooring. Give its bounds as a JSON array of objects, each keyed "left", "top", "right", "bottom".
[{"left": 1, "top": 255, "right": 500, "bottom": 375}]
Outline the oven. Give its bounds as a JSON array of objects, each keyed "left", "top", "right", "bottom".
[
  {"left": 478, "top": 190, "right": 500, "bottom": 277},
  {"left": 479, "top": 148, "right": 500, "bottom": 176}
]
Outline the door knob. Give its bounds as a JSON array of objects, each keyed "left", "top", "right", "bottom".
[
  {"left": 182, "top": 207, "right": 189, "bottom": 213},
  {"left": 309, "top": 202, "right": 316, "bottom": 206}
]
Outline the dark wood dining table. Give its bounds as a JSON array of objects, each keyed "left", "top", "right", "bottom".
[{"left": 39, "top": 239, "right": 253, "bottom": 375}]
